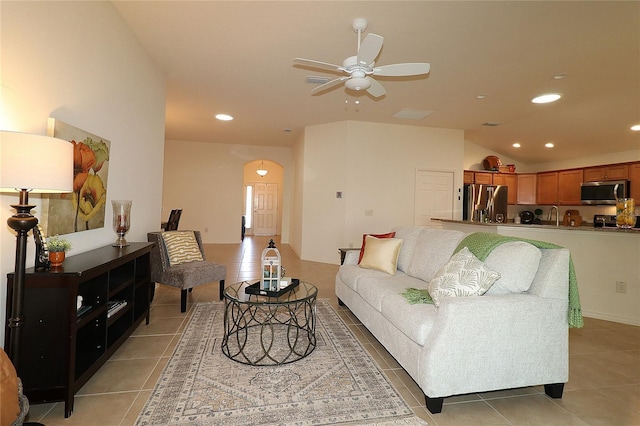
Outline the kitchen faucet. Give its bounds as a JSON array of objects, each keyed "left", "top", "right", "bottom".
[{"left": 547, "top": 205, "right": 559, "bottom": 227}]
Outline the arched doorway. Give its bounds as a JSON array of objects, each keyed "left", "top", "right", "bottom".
[{"left": 243, "top": 160, "right": 284, "bottom": 237}]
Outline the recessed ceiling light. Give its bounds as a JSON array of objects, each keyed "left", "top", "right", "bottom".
[
  {"left": 545, "top": 142, "right": 555, "bottom": 148},
  {"left": 531, "top": 93, "right": 562, "bottom": 104},
  {"left": 553, "top": 73, "right": 568, "bottom": 80},
  {"left": 482, "top": 122, "right": 502, "bottom": 127},
  {"left": 476, "top": 95, "right": 487, "bottom": 99},
  {"left": 215, "top": 113, "right": 234, "bottom": 121},
  {"left": 631, "top": 124, "right": 640, "bottom": 131},
  {"left": 512, "top": 142, "right": 521, "bottom": 148}
]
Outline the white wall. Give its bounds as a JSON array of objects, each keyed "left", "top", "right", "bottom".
[
  {"left": 296, "top": 121, "right": 465, "bottom": 265},
  {"left": 527, "top": 149, "right": 640, "bottom": 173},
  {"left": 162, "top": 140, "right": 293, "bottom": 244},
  {"left": 289, "top": 133, "right": 305, "bottom": 258},
  {"left": 0, "top": 1, "right": 165, "bottom": 346},
  {"left": 463, "top": 140, "right": 526, "bottom": 172}
]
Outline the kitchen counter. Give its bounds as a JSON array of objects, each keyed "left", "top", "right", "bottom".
[
  {"left": 436, "top": 217, "right": 640, "bottom": 326},
  {"left": 434, "top": 219, "right": 640, "bottom": 234}
]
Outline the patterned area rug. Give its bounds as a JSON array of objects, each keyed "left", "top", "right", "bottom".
[{"left": 136, "top": 299, "right": 427, "bottom": 425}]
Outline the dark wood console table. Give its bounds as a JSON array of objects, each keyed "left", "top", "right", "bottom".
[{"left": 4, "top": 242, "right": 154, "bottom": 417}]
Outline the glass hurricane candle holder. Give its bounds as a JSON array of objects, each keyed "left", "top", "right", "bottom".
[
  {"left": 616, "top": 198, "right": 635, "bottom": 229},
  {"left": 112, "top": 200, "right": 132, "bottom": 247}
]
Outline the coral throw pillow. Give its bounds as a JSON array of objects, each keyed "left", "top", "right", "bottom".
[{"left": 358, "top": 232, "right": 396, "bottom": 263}]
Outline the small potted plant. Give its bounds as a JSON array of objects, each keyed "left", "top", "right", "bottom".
[{"left": 47, "top": 235, "right": 72, "bottom": 266}]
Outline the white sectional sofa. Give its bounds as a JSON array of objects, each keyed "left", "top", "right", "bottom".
[{"left": 335, "top": 226, "right": 572, "bottom": 414}]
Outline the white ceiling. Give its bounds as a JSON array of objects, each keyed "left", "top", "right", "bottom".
[{"left": 113, "top": 1, "right": 640, "bottom": 165}]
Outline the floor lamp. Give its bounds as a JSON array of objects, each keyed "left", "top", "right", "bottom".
[{"left": 0, "top": 131, "right": 73, "bottom": 370}]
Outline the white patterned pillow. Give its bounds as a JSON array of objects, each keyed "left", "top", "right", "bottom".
[
  {"left": 427, "top": 247, "right": 501, "bottom": 307},
  {"left": 162, "top": 231, "right": 203, "bottom": 266}
]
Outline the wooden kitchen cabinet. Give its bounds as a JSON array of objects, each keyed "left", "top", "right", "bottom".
[
  {"left": 583, "top": 164, "right": 628, "bottom": 181},
  {"left": 516, "top": 173, "right": 537, "bottom": 205},
  {"left": 629, "top": 162, "right": 640, "bottom": 200},
  {"left": 536, "top": 171, "right": 558, "bottom": 205},
  {"left": 473, "top": 172, "right": 494, "bottom": 184},
  {"left": 493, "top": 173, "right": 517, "bottom": 204},
  {"left": 463, "top": 171, "right": 474, "bottom": 184},
  {"left": 5, "top": 243, "right": 154, "bottom": 417},
  {"left": 558, "top": 169, "right": 584, "bottom": 205}
]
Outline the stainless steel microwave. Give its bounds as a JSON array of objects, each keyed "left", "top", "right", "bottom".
[{"left": 580, "top": 180, "right": 629, "bottom": 205}]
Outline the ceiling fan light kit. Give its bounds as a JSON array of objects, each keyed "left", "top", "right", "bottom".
[
  {"left": 294, "top": 18, "right": 430, "bottom": 98},
  {"left": 345, "top": 76, "right": 370, "bottom": 91}
]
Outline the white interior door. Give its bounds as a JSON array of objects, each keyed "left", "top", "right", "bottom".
[
  {"left": 414, "top": 170, "right": 455, "bottom": 226},
  {"left": 253, "top": 182, "right": 278, "bottom": 235}
]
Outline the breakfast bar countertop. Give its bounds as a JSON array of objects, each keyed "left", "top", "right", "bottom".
[{"left": 434, "top": 219, "right": 640, "bottom": 234}]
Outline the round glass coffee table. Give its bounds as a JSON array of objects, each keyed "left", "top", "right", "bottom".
[{"left": 221, "top": 279, "right": 317, "bottom": 365}]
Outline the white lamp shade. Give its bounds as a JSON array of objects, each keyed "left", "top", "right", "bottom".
[{"left": 0, "top": 131, "right": 73, "bottom": 193}]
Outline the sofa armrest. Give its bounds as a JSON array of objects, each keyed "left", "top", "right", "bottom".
[
  {"left": 342, "top": 249, "right": 360, "bottom": 265},
  {"left": 418, "top": 294, "right": 569, "bottom": 398}
]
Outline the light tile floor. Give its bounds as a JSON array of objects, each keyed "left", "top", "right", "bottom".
[{"left": 26, "top": 236, "right": 640, "bottom": 425}]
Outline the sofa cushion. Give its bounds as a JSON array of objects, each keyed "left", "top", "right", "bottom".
[
  {"left": 407, "top": 229, "right": 465, "bottom": 282},
  {"left": 380, "top": 293, "right": 438, "bottom": 346},
  {"left": 337, "top": 264, "right": 389, "bottom": 293},
  {"left": 357, "top": 273, "right": 425, "bottom": 312},
  {"left": 162, "top": 231, "right": 204, "bottom": 266},
  {"left": 359, "top": 236, "right": 403, "bottom": 275},
  {"left": 484, "top": 241, "right": 542, "bottom": 295},
  {"left": 427, "top": 247, "right": 501, "bottom": 307},
  {"left": 358, "top": 232, "right": 396, "bottom": 263},
  {"left": 392, "top": 226, "right": 424, "bottom": 273}
]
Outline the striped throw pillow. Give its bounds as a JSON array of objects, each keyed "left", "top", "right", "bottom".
[{"left": 162, "top": 231, "right": 204, "bottom": 266}]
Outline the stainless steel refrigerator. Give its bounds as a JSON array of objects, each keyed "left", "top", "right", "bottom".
[{"left": 463, "top": 184, "right": 508, "bottom": 222}]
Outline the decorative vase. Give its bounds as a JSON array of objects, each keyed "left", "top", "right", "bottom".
[
  {"left": 112, "top": 200, "right": 132, "bottom": 247},
  {"left": 49, "top": 251, "right": 65, "bottom": 267},
  {"left": 616, "top": 198, "right": 635, "bottom": 229}
]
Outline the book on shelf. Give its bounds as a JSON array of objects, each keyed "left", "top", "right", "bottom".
[
  {"left": 76, "top": 305, "right": 92, "bottom": 318},
  {"left": 107, "top": 300, "right": 128, "bottom": 318}
]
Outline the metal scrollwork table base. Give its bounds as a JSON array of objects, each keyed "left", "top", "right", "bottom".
[{"left": 221, "top": 280, "right": 317, "bottom": 366}]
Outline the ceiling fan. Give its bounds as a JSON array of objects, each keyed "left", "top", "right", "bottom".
[{"left": 294, "top": 18, "right": 430, "bottom": 98}]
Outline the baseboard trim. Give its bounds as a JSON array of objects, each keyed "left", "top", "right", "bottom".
[{"left": 582, "top": 311, "right": 640, "bottom": 326}]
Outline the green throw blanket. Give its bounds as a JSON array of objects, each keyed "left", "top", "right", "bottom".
[{"left": 402, "top": 232, "right": 584, "bottom": 328}]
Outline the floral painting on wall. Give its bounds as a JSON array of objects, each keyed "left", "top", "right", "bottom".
[{"left": 42, "top": 118, "right": 110, "bottom": 235}]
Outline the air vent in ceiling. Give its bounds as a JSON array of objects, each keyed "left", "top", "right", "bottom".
[
  {"left": 482, "top": 122, "right": 502, "bottom": 127},
  {"left": 393, "top": 109, "right": 434, "bottom": 120}
]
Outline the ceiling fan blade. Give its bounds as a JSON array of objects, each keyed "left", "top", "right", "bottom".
[
  {"left": 293, "top": 58, "right": 342, "bottom": 73},
  {"left": 311, "top": 76, "right": 348, "bottom": 94},
  {"left": 357, "top": 33, "right": 383, "bottom": 66},
  {"left": 366, "top": 77, "right": 386, "bottom": 98},
  {"left": 373, "top": 63, "right": 430, "bottom": 77}
]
